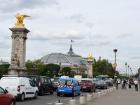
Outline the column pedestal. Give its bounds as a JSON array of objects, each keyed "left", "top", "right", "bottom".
[{"left": 8, "top": 27, "right": 30, "bottom": 75}]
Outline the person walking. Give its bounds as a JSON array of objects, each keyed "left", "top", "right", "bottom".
[{"left": 134, "top": 79, "right": 138, "bottom": 91}]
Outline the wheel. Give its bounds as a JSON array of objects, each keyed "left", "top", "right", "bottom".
[
  {"left": 34, "top": 91, "right": 38, "bottom": 99},
  {"left": 72, "top": 91, "right": 76, "bottom": 97},
  {"left": 57, "top": 92, "right": 60, "bottom": 96},
  {"left": 50, "top": 89, "right": 54, "bottom": 95},
  {"left": 9, "top": 101, "right": 15, "bottom": 105},
  {"left": 39, "top": 89, "right": 44, "bottom": 96},
  {"left": 20, "top": 93, "right": 25, "bottom": 101}
]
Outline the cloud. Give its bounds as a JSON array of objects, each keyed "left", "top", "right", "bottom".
[
  {"left": 86, "top": 41, "right": 111, "bottom": 47},
  {"left": 0, "top": 42, "right": 9, "bottom": 49},
  {"left": 0, "top": 0, "right": 59, "bottom": 13},
  {"left": 130, "top": 56, "right": 140, "bottom": 60},
  {"left": 117, "top": 33, "right": 133, "bottom": 39},
  {"left": 67, "top": 14, "right": 85, "bottom": 23},
  {"left": 29, "top": 30, "right": 86, "bottom": 41}
]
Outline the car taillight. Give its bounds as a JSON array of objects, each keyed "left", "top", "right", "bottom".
[
  {"left": 38, "top": 82, "right": 41, "bottom": 86},
  {"left": 64, "top": 85, "right": 73, "bottom": 88},
  {"left": 17, "top": 85, "right": 20, "bottom": 92}
]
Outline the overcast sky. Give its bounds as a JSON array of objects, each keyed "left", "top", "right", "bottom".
[{"left": 0, "top": 0, "right": 140, "bottom": 74}]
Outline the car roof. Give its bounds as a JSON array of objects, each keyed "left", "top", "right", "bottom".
[{"left": 59, "top": 77, "right": 77, "bottom": 81}]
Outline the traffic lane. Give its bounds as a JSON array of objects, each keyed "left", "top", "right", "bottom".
[{"left": 16, "top": 89, "right": 104, "bottom": 105}]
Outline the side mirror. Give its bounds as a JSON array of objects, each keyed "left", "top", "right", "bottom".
[{"left": 4, "top": 89, "right": 8, "bottom": 94}]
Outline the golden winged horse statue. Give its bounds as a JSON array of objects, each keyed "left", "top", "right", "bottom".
[{"left": 15, "top": 13, "right": 30, "bottom": 27}]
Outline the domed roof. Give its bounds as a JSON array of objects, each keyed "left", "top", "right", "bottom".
[{"left": 41, "top": 53, "right": 71, "bottom": 65}]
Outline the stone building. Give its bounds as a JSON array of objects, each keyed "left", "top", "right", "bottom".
[{"left": 41, "top": 44, "right": 87, "bottom": 75}]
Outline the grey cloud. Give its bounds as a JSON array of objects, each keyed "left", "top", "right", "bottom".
[
  {"left": 0, "top": 42, "right": 9, "bottom": 49},
  {"left": 0, "top": 0, "right": 59, "bottom": 13},
  {"left": 117, "top": 33, "right": 133, "bottom": 39},
  {"left": 67, "top": 14, "right": 85, "bottom": 23},
  {"left": 29, "top": 32, "right": 85, "bottom": 41},
  {"left": 130, "top": 56, "right": 140, "bottom": 60},
  {"left": 86, "top": 41, "right": 111, "bottom": 47},
  {"left": 85, "top": 22, "right": 94, "bottom": 29}
]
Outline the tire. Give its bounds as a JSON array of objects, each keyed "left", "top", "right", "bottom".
[
  {"left": 39, "top": 89, "right": 44, "bottom": 96},
  {"left": 9, "top": 101, "right": 15, "bottom": 105},
  {"left": 50, "top": 89, "right": 54, "bottom": 95},
  {"left": 72, "top": 91, "right": 76, "bottom": 97},
  {"left": 20, "top": 93, "right": 25, "bottom": 101},
  {"left": 34, "top": 92, "right": 38, "bottom": 99},
  {"left": 57, "top": 93, "right": 60, "bottom": 96}
]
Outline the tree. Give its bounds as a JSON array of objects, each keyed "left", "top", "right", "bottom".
[
  {"left": 26, "top": 59, "right": 45, "bottom": 75},
  {"left": 0, "top": 64, "right": 10, "bottom": 78},
  {"left": 43, "top": 64, "right": 60, "bottom": 78},
  {"left": 61, "top": 67, "right": 72, "bottom": 77},
  {"left": 93, "top": 59, "right": 118, "bottom": 78},
  {"left": 26, "top": 60, "right": 60, "bottom": 77}
]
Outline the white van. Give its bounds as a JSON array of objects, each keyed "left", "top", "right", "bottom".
[{"left": 0, "top": 76, "right": 38, "bottom": 101}]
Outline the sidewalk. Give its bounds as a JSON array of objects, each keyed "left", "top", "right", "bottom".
[{"left": 88, "top": 87, "right": 140, "bottom": 105}]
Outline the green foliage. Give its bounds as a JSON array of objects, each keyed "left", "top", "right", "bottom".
[
  {"left": 42, "top": 64, "right": 60, "bottom": 78},
  {"left": 93, "top": 59, "right": 118, "bottom": 78},
  {"left": 26, "top": 59, "right": 45, "bottom": 75},
  {"left": 61, "top": 67, "right": 72, "bottom": 77},
  {"left": 26, "top": 60, "right": 60, "bottom": 78},
  {"left": 0, "top": 64, "right": 10, "bottom": 78}
]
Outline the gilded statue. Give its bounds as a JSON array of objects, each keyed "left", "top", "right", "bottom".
[
  {"left": 87, "top": 53, "right": 93, "bottom": 61},
  {"left": 15, "top": 13, "right": 30, "bottom": 27}
]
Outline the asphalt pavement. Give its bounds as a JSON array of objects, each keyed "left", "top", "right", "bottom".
[{"left": 87, "top": 86, "right": 140, "bottom": 105}]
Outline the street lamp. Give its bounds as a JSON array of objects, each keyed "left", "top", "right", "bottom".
[
  {"left": 128, "top": 65, "right": 130, "bottom": 78},
  {"left": 125, "top": 62, "right": 127, "bottom": 77},
  {"left": 113, "top": 49, "right": 118, "bottom": 77},
  {"left": 113, "top": 49, "right": 118, "bottom": 65}
]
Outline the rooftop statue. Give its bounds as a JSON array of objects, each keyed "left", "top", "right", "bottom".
[
  {"left": 15, "top": 13, "right": 30, "bottom": 27},
  {"left": 87, "top": 53, "right": 93, "bottom": 61}
]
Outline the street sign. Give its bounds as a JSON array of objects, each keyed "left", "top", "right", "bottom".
[{"left": 112, "top": 63, "right": 117, "bottom": 70}]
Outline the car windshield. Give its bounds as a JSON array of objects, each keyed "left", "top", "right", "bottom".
[
  {"left": 53, "top": 78, "right": 59, "bottom": 82},
  {"left": 59, "top": 79, "right": 72, "bottom": 85},
  {"left": 81, "top": 80, "right": 91, "bottom": 83}
]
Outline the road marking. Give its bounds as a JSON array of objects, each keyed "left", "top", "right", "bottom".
[{"left": 47, "top": 103, "right": 53, "bottom": 105}]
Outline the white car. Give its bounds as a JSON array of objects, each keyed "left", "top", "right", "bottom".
[{"left": 0, "top": 76, "right": 38, "bottom": 101}]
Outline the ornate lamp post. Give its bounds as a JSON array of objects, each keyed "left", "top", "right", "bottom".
[
  {"left": 128, "top": 65, "right": 130, "bottom": 78},
  {"left": 125, "top": 62, "right": 127, "bottom": 77},
  {"left": 87, "top": 53, "right": 93, "bottom": 78},
  {"left": 113, "top": 49, "right": 118, "bottom": 77}
]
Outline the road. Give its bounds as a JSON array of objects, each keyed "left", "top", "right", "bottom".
[
  {"left": 88, "top": 86, "right": 140, "bottom": 105},
  {"left": 17, "top": 86, "right": 140, "bottom": 105},
  {"left": 16, "top": 91, "right": 93, "bottom": 105}
]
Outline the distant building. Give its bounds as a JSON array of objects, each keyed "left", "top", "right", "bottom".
[
  {"left": 41, "top": 43, "right": 87, "bottom": 75},
  {"left": 0, "top": 59, "right": 9, "bottom": 65}
]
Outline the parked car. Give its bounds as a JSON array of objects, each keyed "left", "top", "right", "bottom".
[
  {"left": 95, "top": 78, "right": 107, "bottom": 89},
  {"left": 57, "top": 77, "right": 80, "bottom": 97},
  {"left": 96, "top": 75, "right": 112, "bottom": 87},
  {"left": 52, "top": 77, "right": 60, "bottom": 91},
  {"left": 0, "top": 86, "right": 16, "bottom": 105},
  {"left": 0, "top": 76, "right": 38, "bottom": 101},
  {"left": 105, "top": 78, "right": 113, "bottom": 86},
  {"left": 80, "top": 78, "right": 96, "bottom": 92},
  {"left": 29, "top": 75, "right": 54, "bottom": 95}
]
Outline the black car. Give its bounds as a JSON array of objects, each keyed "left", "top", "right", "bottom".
[
  {"left": 52, "top": 77, "right": 60, "bottom": 91},
  {"left": 29, "top": 75, "right": 54, "bottom": 96}
]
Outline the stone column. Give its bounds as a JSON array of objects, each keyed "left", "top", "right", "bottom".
[
  {"left": 8, "top": 27, "right": 30, "bottom": 75},
  {"left": 87, "top": 61, "right": 93, "bottom": 78},
  {"left": 87, "top": 53, "right": 93, "bottom": 78}
]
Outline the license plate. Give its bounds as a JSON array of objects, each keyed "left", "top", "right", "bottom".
[{"left": 59, "top": 90, "right": 64, "bottom": 91}]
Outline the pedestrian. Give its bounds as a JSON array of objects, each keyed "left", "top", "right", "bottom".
[
  {"left": 134, "top": 79, "right": 138, "bottom": 91},
  {"left": 122, "top": 79, "right": 127, "bottom": 89}
]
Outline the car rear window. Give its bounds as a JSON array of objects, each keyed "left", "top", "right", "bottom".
[
  {"left": 60, "top": 80, "right": 72, "bottom": 85},
  {"left": 0, "top": 78, "right": 19, "bottom": 86},
  {"left": 81, "top": 80, "right": 91, "bottom": 83}
]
